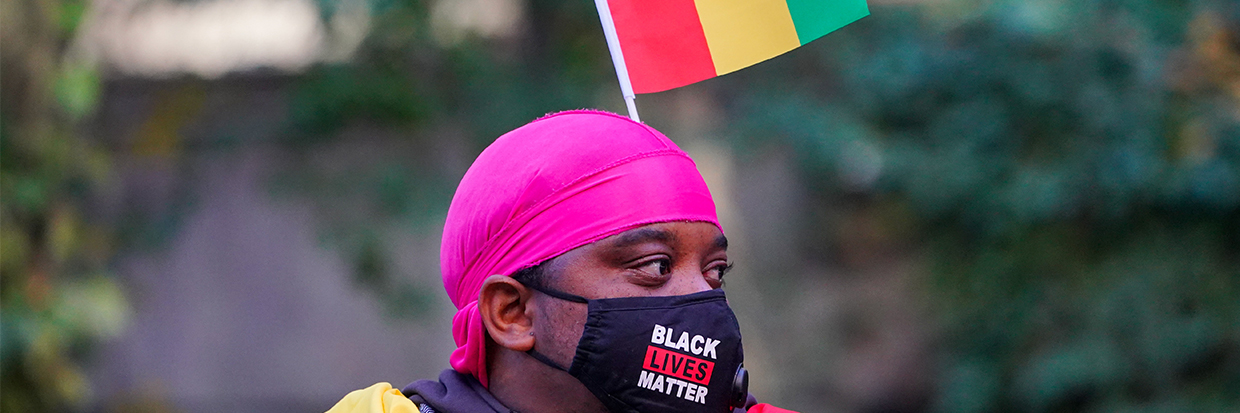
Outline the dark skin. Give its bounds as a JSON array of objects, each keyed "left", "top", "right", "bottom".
[{"left": 476, "top": 221, "right": 731, "bottom": 413}]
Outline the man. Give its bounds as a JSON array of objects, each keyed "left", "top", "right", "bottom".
[{"left": 327, "top": 110, "right": 793, "bottom": 413}]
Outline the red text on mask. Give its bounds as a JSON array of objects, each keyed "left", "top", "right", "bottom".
[{"left": 644, "top": 345, "right": 714, "bottom": 385}]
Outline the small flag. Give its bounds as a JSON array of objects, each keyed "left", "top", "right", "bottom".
[{"left": 601, "top": 0, "right": 869, "bottom": 94}]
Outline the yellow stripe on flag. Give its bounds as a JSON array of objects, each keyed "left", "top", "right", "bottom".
[{"left": 695, "top": 0, "right": 801, "bottom": 76}]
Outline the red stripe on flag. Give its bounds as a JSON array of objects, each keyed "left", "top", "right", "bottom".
[{"left": 607, "top": 0, "right": 716, "bottom": 94}]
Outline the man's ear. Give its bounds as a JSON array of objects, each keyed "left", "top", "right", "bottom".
[{"left": 478, "top": 274, "right": 536, "bottom": 352}]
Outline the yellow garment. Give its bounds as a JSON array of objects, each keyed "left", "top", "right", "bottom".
[{"left": 326, "top": 382, "right": 420, "bottom": 413}]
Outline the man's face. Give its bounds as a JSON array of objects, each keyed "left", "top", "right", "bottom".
[{"left": 530, "top": 221, "right": 731, "bottom": 368}]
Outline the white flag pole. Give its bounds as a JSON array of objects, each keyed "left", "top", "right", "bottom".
[{"left": 593, "top": 0, "right": 640, "bottom": 122}]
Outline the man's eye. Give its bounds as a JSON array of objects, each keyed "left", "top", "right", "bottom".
[
  {"left": 636, "top": 258, "right": 672, "bottom": 276},
  {"left": 704, "top": 262, "right": 733, "bottom": 283}
]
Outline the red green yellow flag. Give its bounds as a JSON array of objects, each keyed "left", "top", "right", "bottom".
[{"left": 600, "top": 0, "right": 869, "bottom": 95}]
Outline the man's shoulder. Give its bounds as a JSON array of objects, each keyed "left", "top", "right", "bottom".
[
  {"left": 402, "top": 369, "right": 513, "bottom": 413},
  {"left": 329, "top": 370, "right": 511, "bottom": 413}
]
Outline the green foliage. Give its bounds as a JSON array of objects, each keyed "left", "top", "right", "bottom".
[
  {"left": 728, "top": 0, "right": 1240, "bottom": 411},
  {"left": 280, "top": 0, "right": 613, "bottom": 318},
  {"left": 0, "top": 100, "right": 129, "bottom": 413},
  {"left": 289, "top": 64, "right": 429, "bottom": 138},
  {"left": 54, "top": 61, "right": 102, "bottom": 121},
  {"left": 0, "top": 0, "right": 128, "bottom": 410}
]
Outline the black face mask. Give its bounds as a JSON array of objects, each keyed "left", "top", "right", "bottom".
[{"left": 522, "top": 284, "right": 749, "bottom": 413}]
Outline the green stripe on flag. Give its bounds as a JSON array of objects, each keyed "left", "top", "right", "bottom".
[{"left": 784, "top": 0, "right": 869, "bottom": 45}]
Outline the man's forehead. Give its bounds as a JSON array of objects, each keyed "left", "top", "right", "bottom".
[{"left": 597, "top": 223, "right": 728, "bottom": 250}]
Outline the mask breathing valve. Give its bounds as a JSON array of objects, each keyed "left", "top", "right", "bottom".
[{"left": 730, "top": 365, "right": 749, "bottom": 408}]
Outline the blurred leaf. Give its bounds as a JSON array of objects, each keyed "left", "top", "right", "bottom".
[{"left": 53, "top": 60, "right": 100, "bottom": 120}]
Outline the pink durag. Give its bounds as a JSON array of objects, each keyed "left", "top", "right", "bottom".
[{"left": 441, "top": 110, "right": 720, "bottom": 386}]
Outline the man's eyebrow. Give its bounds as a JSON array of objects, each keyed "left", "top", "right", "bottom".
[
  {"left": 715, "top": 235, "right": 728, "bottom": 250},
  {"left": 610, "top": 228, "right": 674, "bottom": 248}
]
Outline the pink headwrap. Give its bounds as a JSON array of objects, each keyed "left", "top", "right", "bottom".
[{"left": 441, "top": 110, "right": 720, "bottom": 386}]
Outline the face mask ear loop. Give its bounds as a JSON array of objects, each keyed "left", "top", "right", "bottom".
[
  {"left": 515, "top": 280, "right": 586, "bottom": 373},
  {"left": 526, "top": 348, "right": 571, "bottom": 372},
  {"left": 519, "top": 280, "right": 589, "bottom": 304}
]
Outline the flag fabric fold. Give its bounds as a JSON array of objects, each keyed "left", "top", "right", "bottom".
[{"left": 603, "top": 0, "right": 869, "bottom": 94}]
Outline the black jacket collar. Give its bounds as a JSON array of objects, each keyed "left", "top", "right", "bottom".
[{"left": 402, "top": 369, "right": 516, "bottom": 413}]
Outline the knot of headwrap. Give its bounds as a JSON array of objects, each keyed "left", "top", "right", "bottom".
[{"left": 440, "top": 110, "right": 720, "bottom": 386}]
